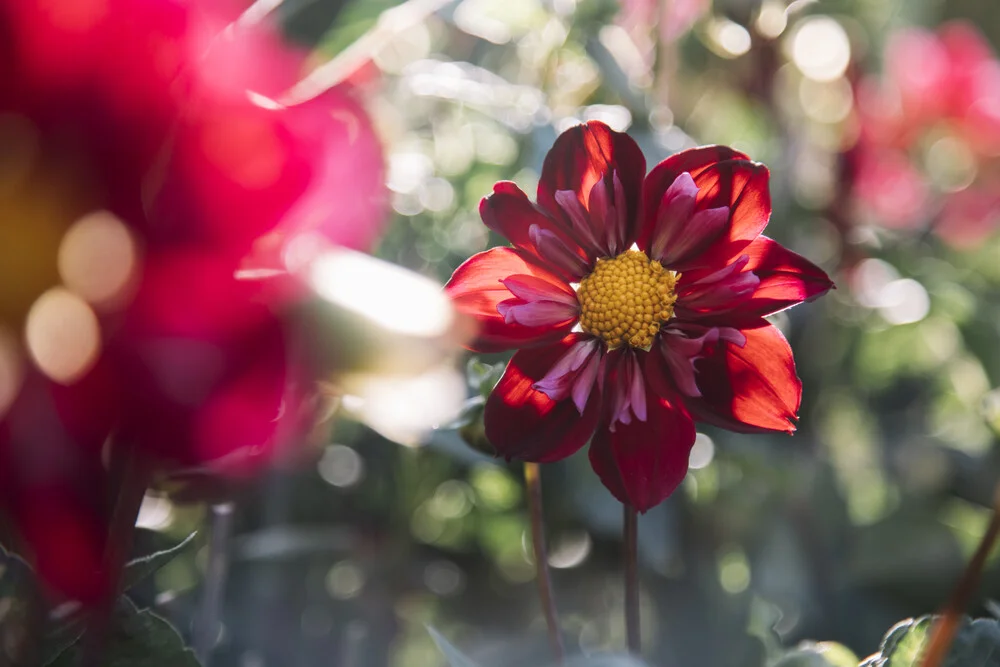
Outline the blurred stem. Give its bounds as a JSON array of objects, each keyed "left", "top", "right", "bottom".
[
  {"left": 921, "top": 482, "right": 1000, "bottom": 667},
  {"left": 524, "top": 462, "right": 564, "bottom": 664},
  {"left": 195, "top": 502, "right": 236, "bottom": 667},
  {"left": 624, "top": 505, "right": 640, "bottom": 655},
  {"left": 83, "top": 442, "right": 150, "bottom": 667}
]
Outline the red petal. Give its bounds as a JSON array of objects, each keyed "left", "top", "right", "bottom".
[
  {"left": 0, "top": 369, "right": 115, "bottom": 603},
  {"left": 485, "top": 334, "right": 602, "bottom": 462},
  {"left": 676, "top": 236, "right": 834, "bottom": 326},
  {"left": 733, "top": 236, "right": 834, "bottom": 322},
  {"left": 537, "top": 121, "right": 646, "bottom": 251},
  {"left": 639, "top": 145, "right": 749, "bottom": 250},
  {"left": 445, "top": 247, "right": 577, "bottom": 353},
  {"left": 588, "top": 390, "right": 696, "bottom": 512},
  {"left": 480, "top": 182, "right": 589, "bottom": 280},
  {"left": 641, "top": 154, "right": 771, "bottom": 271},
  {"left": 684, "top": 322, "right": 801, "bottom": 434}
]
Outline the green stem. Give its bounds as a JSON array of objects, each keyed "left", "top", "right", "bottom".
[
  {"left": 624, "top": 505, "right": 641, "bottom": 655},
  {"left": 82, "top": 442, "right": 149, "bottom": 667},
  {"left": 524, "top": 463, "right": 564, "bottom": 663}
]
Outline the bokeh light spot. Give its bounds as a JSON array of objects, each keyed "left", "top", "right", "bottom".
[
  {"left": 326, "top": 561, "right": 365, "bottom": 600},
  {"left": 711, "top": 19, "right": 752, "bottom": 58},
  {"left": 25, "top": 287, "right": 101, "bottom": 385},
  {"left": 790, "top": 17, "right": 850, "bottom": 82},
  {"left": 423, "top": 560, "right": 465, "bottom": 596},
  {"left": 547, "top": 530, "right": 592, "bottom": 569},
  {"left": 317, "top": 444, "right": 365, "bottom": 488},
  {"left": 688, "top": 433, "right": 715, "bottom": 470},
  {"left": 58, "top": 210, "right": 140, "bottom": 309},
  {"left": 718, "top": 548, "right": 751, "bottom": 594}
]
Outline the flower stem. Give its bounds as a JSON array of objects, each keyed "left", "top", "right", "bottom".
[
  {"left": 83, "top": 442, "right": 150, "bottom": 667},
  {"left": 195, "top": 502, "right": 236, "bottom": 666},
  {"left": 623, "top": 504, "right": 641, "bottom": 655},
  {"left": 921, "top": 482, "right": 1000, "bottom": 667},
  {"left": 524, "top": 462, "right": 565, "bottom": 663}
]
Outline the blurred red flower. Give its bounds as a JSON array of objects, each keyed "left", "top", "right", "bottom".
[
  {"left": 0, "top": 0, "right": 386, "bottom": 601},
  {"left": 446, "top": 121, "right": 832, "bottom": 512},
  {"left": 850, "top": 21, "right": 1000, "bottom": 244}
]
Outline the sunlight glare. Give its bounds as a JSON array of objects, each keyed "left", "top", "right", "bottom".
[{"left": 308, "top": 249, "right": 455, "bottom": 338}]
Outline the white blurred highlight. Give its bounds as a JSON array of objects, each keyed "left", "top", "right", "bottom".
[
  {"left": 789, "top": 17, "right": 850, "bottom": 82},
  {"left": 689, "top": 433, "right": 716, "bottom": 470},
  {"left": 756, "top": 1, "right": 788, "bottom": 39},
  {"left": 58, "top": 210, "right": 140, "bottom": 309},
  {"left": 878, "top": 279, "right": 930, "bottom": 325},
  {"left": 308, "top": 249, "right": 455, "bottom": 338},
  {"left": 136, "top": 493, "right": 175, "bottom": 531},
  {"left": 0, "top": 328, "right": 23, "bottom": 418},
  {"left": 709, "top": 19, "right": 752, "bottom": 58},
  {"left": 548, "top": 531, "right": 592, "bottom": 569},
  {"left": 342, "top": 365, "right": 466, "bottom": 447},
  {"left": 851, "top": 260, "right": 929, "bottom": 325},
  {"left": 25, "top": 288, "right": 101, "bottom": 385}
]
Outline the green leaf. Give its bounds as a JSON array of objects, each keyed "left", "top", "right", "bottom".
[
  {"left": 49, "top": 598, "right": 200, "bottom": 667},
  {"left": 427, "top": 626, "right": 482, "bottom": 667},
  {"left": 122, "top": 532, "right": 197, "bottom": 592},
  {"left": 466, "top": 359, "right": 506, "bottom": 400},
  {"left": 774, "top": 641, "right": 857, "bottom": 667},
  {"left": 861, "top": 615, "right": 1000, "bottom": 667}
]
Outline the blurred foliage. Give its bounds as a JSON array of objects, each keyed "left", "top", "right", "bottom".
[{"left": 93, "top": 0, "right": 1000, "bottom": 665}]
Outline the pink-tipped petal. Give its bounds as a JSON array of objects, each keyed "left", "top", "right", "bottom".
[
  {"left": 684, "top": 321, "right": 802, "bottom": 434},
  {"left": 528, "top": 224, "right": 593, "bottom": 278},
  {"left": 538, "top": 121, "right": 646, "bottom": 252},
  {"left": 648, "top": 172, "right": 699, "bottom": 260},
  {"left": 497, "top": 299, "right": 580, "bottom": 327},
  {"left": 486, "top": 335, "right": 602, "bottom": 462},
  {"left": 445, "top": 247, "right": 578, "bottom": 353},
  {"left": 502, "top": 274, "right": 578, "bottom": 306},
  {"left": 587, "top": 171, "right": 630, "bottom": 255},
  {"left": 643, "top": 155, "right": 771, "bottom": 271},
  {"left": 640, "top": 145, "right": 750, "bottom": 248},
  {"left": 480, "top": 182, "right": 589, "bottom": 280},
  {"left": 533, "top": 337, "right": 603, "bottom": 414},
  {"left": 554, "top": 189, "right": 606, "bottom": 257},
  {"left": 603, "top": 349, "right": 648, "bottom": 431},
  {"left": 588, "top": 390, "right": 696, "bottom": 512},
  {"left": 676, "top": 255, "right": 760, "bottom": 315},
  {"left": 660, "top": 205, "right": 730, "bottom": 266}
]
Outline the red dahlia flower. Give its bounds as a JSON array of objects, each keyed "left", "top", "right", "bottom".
[
  {"left": 0, "top": 0, "right": 385, "bottom": 601},
  {"left": 446, "top": 121, "right": 833, "bottom": 512}
]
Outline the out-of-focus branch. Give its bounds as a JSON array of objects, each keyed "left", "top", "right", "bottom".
[
  {"left": 920, "top": 480, "right": 1000, "bottom": 667},
  {"left": 283, "top": 0, "right": 459, "bottom": 104}
]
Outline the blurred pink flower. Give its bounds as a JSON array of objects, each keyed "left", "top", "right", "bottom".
[
  {"left": 850, "top": 21, "right": 1000, "bottom": 244},
  {"left": 617, "top": 0, "right": 709, "bottom": 44},
  {"left": 0, "top": 0, "right": 386, "bottom": 601}
]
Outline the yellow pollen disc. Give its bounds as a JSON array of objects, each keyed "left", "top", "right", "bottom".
[{"left": 576, "top": 250, "right": 679, "bottom": 350}]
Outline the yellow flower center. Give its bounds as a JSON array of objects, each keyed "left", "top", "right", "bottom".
[{"left": 576, "top": 250, "right": 679, "bottom": 349}]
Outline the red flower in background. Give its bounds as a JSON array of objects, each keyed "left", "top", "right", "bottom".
[
  {"left": 446, "top": 122, "right": 832, "bottom": 512},
  {"left": 850, "top": 21, "right": 1000, "bottom": 245},
  {"left": 0, "top": 0, "right": 386, "bottom": 601}
]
